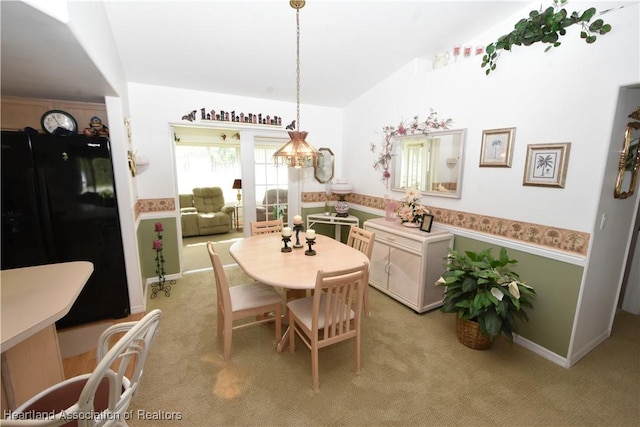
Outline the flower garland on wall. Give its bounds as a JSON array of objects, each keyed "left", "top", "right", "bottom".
[{"left": 370, "top": 108, "right": 453, "bottom": 185}]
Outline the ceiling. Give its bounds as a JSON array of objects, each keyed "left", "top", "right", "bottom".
[{"left": 1, "top": 0, "right": 532, "bottom": 107}]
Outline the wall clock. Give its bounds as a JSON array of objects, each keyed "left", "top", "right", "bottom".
[{"left": 40, "top": 110, "right": 78, "bottom": 135}]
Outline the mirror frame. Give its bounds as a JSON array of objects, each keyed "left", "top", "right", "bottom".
[
  {"left": 314, "top": 147, "right": 335, "bottom": 183},
  {"left": 614, "top": 121, "right": 640, "bottom": 199},
  {"left": 390, "top": 128, "right": 466, "bottom": 199}
]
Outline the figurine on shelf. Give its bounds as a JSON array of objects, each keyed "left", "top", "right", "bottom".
[{"left": 82, "top": 116, "right": 109, "bottom": 137}]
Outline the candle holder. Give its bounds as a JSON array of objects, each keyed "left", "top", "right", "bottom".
[
  {"left": 151, "top": 222, "right": 173, "bottom": 298},
  {"left": 281, "top": 235, "right": 292, "bottom": 252},
  {"left": 305, "top": 237, "right": 316, "bottom": 256},
  {"left": 293, "top": 224, "right": 304, "bottom": 248}
]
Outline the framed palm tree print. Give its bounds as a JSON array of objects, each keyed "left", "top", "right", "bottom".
[
  {"left": 523, "top": 143, "right": 571, "bottom": 188},
  {"left": 479, "top": 127, "right": 515, "bottom": 167}
]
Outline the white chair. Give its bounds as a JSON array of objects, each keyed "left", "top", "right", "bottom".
[
  {"left": 287, "top": 263, "right": 369, "bottom": 391},
  {"left": 2, "top": 309, "right": 162, "bottom": 427},
  {"left": 250, "top": 218, "right": 283, "bottom": 235},
  {"left": 207, "top": 242, "right": 282, "bottom": 361},
  {"left": 346, "top": 225, "right": 375, "bottom": 316}
]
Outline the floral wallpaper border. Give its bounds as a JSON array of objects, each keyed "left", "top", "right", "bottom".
[
  {"left": 302, "top": 192, "right": 590, "bottom": 256},
  {"left": 136, "top": 193, "right": 590, "bottom": 255},
  {"left": 136, "top": 198, "right": 175, "bottom": 218}
]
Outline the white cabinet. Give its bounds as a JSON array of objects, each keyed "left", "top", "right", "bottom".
[{"left": 364, "top": 218, "right": 453, "bottom": 313}]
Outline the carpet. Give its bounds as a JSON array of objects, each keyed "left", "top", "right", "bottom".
[
  {"left": 182, "top": 232, "right": 243, "bottom": 271},
  {"left": 127, "top": 267, "right": 640, "bottom": 427}
]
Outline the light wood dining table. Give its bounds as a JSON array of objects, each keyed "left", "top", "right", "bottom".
[{"left": 229, "top": 232, "right": 370, "bottom": 352}]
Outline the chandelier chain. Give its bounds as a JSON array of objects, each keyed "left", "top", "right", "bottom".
[{"left": 296, "top": 8, "right": 301, "bottom": 131}]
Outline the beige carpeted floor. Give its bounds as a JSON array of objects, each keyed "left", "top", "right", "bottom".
[
  {"left": 182, "top": 232, "right": 244, "bottom": 271},
  {"left": 127, "top": 260, "right": 640, "bottom": 426}
]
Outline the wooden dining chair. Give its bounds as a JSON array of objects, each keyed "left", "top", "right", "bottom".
[
  {"left": 346, "top": 225, "right": 375, "bottom": 317},
  {"left": 207, "top": 242, "right": 282, "bottom": 361},
  {"left": 250, "top": 218, "right": 284, "bottom": 235},
  {"left": 287, "top": 262, "right": 369, "bottom": 391}
]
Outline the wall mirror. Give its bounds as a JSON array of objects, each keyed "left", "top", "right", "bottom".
[
  {"left": 614, "top": 120, "right": 640, "bottom": 199},
  {"left": 314, "top": 147, "right": 334, "bottom": 183},
  {"left": 391, "top": 128, "right": 465, "bottom": 198}
]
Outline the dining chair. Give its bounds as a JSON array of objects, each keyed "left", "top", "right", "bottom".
[
  {"left": 207, "top": 242, "right": 282, "bottom": 361},
  {"left": 250, "top": 218, "right": 284, "bottom": 235},
  {"left": 346, "top": 225, "right": 375, "bottom": 317},
  {"left": 1, "top": 309, "right": 162, "bottom": 427},
  {"left": 287, "top": 262, "right": 369, "bottom": 391}
]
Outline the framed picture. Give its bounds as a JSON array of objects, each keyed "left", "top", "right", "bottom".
[
  {"left": 479, "top": 127, "right": 516, "bottom": 167},
  {"left": 420, "top": 214, "right": 434, "bottom": 233},
  {"left": 314, "top": 147, "right": 334, "bottom": 183},
  {"left": 523, "top": 143, "right": 571, "bottom": 188}
]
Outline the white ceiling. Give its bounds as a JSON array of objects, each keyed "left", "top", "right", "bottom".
[{"left": 1, "top": 0, "right": 531, "bottom": 107}]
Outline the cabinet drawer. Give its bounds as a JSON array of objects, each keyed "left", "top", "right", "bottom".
[{"left": 373, "top": 229, "right": 422, "bottom": 252}]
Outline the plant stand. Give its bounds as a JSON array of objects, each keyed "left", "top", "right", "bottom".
[{"left": 456, "top": 317, "right": 492, "bottom": 350}]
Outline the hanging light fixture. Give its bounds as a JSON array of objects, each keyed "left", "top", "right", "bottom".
[{"left": 273, "top": 0, "right": 319, "bottom": 169}]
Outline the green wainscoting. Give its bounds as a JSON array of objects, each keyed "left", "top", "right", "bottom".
[
  {"left": 303, "top": 207, "right": 583, "bottom": 357},
  {"left": 301, "top": 207, "right": 381, "bottom": 244},
  {"left": 137, "top": 218, "right": 180, "bottom": 280},
  {"left": 449, "top": 236, "right": 583, "bottom": 357}
]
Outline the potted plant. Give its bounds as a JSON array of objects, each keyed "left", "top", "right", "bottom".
[{"left": 435, "top": 247, "right": 536, "bottom": 349}]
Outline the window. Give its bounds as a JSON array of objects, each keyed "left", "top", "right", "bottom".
[
  {"left": 175, "top": 143, "right": 240, "bottom": 202},
  {"left": 254, "top": 142, "right": 288, "bottom": 219}
]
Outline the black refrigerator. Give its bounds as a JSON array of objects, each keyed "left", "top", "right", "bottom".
[{"left": 1, "top": 130, "right": 130, "bottom": 328}]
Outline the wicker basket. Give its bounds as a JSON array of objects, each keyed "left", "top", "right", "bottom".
[{"left": 456, "top": 317, "right": 493, "bottom": 350}]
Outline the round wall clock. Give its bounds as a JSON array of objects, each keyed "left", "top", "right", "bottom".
[{"left": 40, "top": 110, "right": 78, "bottom": 135}]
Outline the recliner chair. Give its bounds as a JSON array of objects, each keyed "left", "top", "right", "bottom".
[{"left": 179, "top": 187, "right": 234, "bottom": 236}]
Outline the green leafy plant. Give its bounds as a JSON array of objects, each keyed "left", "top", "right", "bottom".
[
  {"left": 436, "top": 247, "right": 536, "bottom": 342},
  {"left": 482, "top": 0, "right": 612, "bottom": 75}
]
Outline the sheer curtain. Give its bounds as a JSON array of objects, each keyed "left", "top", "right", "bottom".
[{"left": 175, "top": 144, "right": 241, "bottom": 201}]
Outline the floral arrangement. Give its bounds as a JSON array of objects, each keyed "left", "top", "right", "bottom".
[
  {"left": 371, "top": 109, "right": 453, "bottom": 184},
  {"left": 397, "top": 187, "right": 429, "bottom": 224}
]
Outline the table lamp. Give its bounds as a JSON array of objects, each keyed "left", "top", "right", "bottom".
[
  {"left": 232, "top": 179, "right": 242, "bottom": 203},
  {"left": 331, "top": 179, "right": 353, "bottom": 217}
]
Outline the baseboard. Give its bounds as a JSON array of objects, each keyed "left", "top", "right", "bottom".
[{"left": 514, "top": 334, "right": 570, "bottom": 368}]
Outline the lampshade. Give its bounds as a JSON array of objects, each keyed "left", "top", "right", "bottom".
[
  {"left": 273, "top": 131, "right": 318, "bottom": 168},
  {"left": 272, "top": 0, "right": 319, "bottom": 169},
  {"left": 331, "top": 179, "right": 353, "bottom": 217},
  {"left": 331, "top": 179, "right": 353, "bottom": 195},
  {"left": 232, "top": 178, "right": 242, "bottom": 203}
]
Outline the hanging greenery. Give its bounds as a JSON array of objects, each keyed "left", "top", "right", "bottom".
[{"left": 481, "top": 0, "right": 612, "bottom": 75}]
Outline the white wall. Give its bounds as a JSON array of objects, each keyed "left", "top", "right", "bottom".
[
  {"left": 344, "top": 1, "right": 639, "bottom": 234},
  {"left": 342, "top": 1, "right": 639, "bottom": 364},
  {"left": 127, "top": 83, "right": 342, "bottom": 199}
]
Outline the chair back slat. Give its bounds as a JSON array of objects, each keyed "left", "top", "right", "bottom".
[
  {"left": 207, "top": 242, "right": 232, "bottom": 317},
  {"left": 250, "top": 218, "right": 284, "bottom": 235},
  {"left": 346, "top": 226, "right": 374, "bottom": 259},
  {"left": 314, "top": 264, "right": 368, "bottom": 340}
]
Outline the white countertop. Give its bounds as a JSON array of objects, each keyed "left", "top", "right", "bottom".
[{"left": 1, "top": 261, "right": 94, "bottom": 351}]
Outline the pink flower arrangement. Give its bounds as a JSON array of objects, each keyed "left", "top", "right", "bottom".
[{"left": 397, "top": 187, "right": 429, "bottom": 224}]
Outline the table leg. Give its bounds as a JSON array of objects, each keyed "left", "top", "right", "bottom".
[{"left": 276, "top": 289, "right": 307, "bottom": 353}]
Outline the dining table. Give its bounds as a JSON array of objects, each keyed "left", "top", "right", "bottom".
[{"left": 229, "top": 232, "right": 370, "bottom": 352}]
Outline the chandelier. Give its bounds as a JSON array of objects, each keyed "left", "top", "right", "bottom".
[{"left": 273, "top": 0, "right": 319, "bottom": 169}]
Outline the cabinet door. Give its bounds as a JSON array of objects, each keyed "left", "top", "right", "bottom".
[
  {"left": 388, "top": 246, "right": 421, "bottom": 305},
  {"left": 369, "top": 242, "right": 389, "bottom": 290}
]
